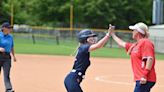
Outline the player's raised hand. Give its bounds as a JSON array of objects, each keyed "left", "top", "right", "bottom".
[{"left": 107, "top": 24, "right": 115, "bottom": 36}]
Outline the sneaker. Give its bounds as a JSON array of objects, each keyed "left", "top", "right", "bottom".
[{"left": 6, "top": 89, "right": 14, "bottom": 92}]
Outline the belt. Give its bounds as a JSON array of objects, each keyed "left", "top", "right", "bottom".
[
  {"left": 71, "top": 69, "right": 85, "bottom": 79},
  {"left": 0, "top": 52, "right": 10, "bottom": 55},
  {"left": 0, "top": 52, "right": 11, "bottom": 59}
]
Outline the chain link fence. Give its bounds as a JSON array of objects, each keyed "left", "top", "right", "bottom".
[{"left": 12, "top": 25, "right": 164, "bottom": 54}]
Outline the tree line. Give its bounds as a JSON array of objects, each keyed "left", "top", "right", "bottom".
[{"left": 0, "top": 0, "right": 161, "bottom": 29}]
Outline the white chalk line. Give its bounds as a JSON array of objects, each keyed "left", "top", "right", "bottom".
[
  {"left": 95, "top": 75, "right": 164, "bottom": 88},
  {"left": 95, "top": 76, "right": 134, "bottom": 86}
]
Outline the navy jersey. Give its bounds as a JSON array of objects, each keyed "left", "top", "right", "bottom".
[{"left": 72, "top": 44, "right": 91, "bottom": 75}]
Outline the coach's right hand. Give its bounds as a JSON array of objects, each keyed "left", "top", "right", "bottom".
[{"left": 0, "top": 47, "right": 5, "bottom": 52}]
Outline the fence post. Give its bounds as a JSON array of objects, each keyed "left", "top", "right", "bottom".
[
  {"left": 32, "top": 34, "right": 36, "bottom": 44},
  {"left": 109, "top": 36, "right": 113, "bottom": 48},
  {"left": 56, "top": 35, "right": 59, "bottom": 45}
]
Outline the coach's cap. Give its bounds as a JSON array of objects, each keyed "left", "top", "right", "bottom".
[
  {"left": 129, "top": 22, "right": 148, "bottom": 35},
  {"left": 1, "top": 22, "right": 13, "bottom": 28}
]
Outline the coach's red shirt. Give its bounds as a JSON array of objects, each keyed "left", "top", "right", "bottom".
[{"left": 125, "top": 38, "right": 156, "bottom": 82}]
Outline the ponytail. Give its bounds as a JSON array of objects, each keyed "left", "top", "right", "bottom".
[{"left": 144, "top": 30, "right": 149, "bottom": 38}]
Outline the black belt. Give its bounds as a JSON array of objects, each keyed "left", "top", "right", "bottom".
[
  {"left": 0, "top": 52, "right": 11, "bottom": 59},
  {"left": 0, "top": 52, "right": 10, "bottom": 55}
]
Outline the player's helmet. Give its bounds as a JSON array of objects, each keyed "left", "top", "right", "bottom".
[{"left": 78, "top": 29, "right": 97, "bottom": 43}]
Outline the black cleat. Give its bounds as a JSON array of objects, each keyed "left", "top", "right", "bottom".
[{"left": 6, "top": 89, "right": 14, "bottom": 92}]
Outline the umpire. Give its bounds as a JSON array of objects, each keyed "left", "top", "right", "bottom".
[{"left": 0, "top": 22, "right": 16, "bottom": 92}]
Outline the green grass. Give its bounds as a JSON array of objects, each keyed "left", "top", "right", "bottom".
[
  {"left": 14, "top": 38, "right": 78, "bottom": 55},
  {"left": 14, "top": 38, "right": 164, "bottom": 60},
  {"left": 91, "top": 47, "right": 129, "bottom": 58}
]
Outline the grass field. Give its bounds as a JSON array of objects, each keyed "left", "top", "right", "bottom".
[{"left": 14, "top": 37, "right": 164, "bottom": 60}]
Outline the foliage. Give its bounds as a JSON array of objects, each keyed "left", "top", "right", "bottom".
[{"left": 0, "top": 0, "right": 155, "bottom": 29}]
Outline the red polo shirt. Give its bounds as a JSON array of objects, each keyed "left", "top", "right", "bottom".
[{"left": 125, "top": 38, "right": 156, "bottom": 82}]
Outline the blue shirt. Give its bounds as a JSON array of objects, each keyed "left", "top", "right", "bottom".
[
  {"left": 72, "top": 44, "right": 91, "bottom": 75},
  {"left": 0, "top": 31, "right": 14, "bottom": 53}
]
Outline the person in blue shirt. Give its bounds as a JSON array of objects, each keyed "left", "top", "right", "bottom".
[
  {"left": 0, "top": 22, "right": 16, "bottom": 92},
  {"left": 64, "top": 25, "right": 114, "bottom": 92}
]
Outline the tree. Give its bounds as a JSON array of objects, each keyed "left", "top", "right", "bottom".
[
  {"left": 0, "top": 0, "right": 11, "bottom": 23},
  {"left": 74, "top": 0, "right": 152, "bottom": 29},
  {"left": 0, "top": 0, "right": 154, "bottom": 29}
]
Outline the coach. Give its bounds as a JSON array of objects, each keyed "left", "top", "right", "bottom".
[{"left": 110, "top": 22, "right": 156, "bottom": 92}]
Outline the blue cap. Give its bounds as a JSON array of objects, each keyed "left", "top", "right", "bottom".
[{"left": 1, "top": 22, "right": 13, "bottom": 28}]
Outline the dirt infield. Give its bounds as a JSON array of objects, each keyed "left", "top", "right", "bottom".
[{"left": 0, "top": 54, "right": 163, "bottom": 92}]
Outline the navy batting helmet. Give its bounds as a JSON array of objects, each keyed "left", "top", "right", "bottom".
[{"left": 78, "top": 29, "right": 97, "bottom": 43}]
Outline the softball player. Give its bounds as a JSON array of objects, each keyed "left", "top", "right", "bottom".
[
  {"left": 110, "top": 22, "right": 156, "bottom": 92},
  {"left": 64, "top": 25, "right": 114, "bottom": 92},
  {"left": 0, "top": 22, "right": 16, "bottom": 92}
]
